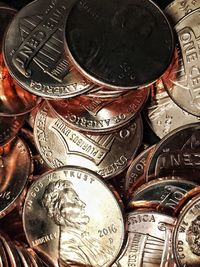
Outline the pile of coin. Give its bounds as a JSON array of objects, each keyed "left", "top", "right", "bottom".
[{"left": 1, "top": 0, "right": 200, "bottom": 266}]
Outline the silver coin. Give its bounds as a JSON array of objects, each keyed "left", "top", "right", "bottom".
[
  {"left": 114, "top": 210, "right": 176, "bottom": 266},
  {"left": 3, "top": 0, "right": 92, "bottom": 98},
  {"left": 162, "top": 10, "right": 200, "bottom": 116},
  {"left": 33, "top": 101, "right": 142, "bottom": 179},
  {"left": 165, "top": 0, "right": 200, "bottom": 24},
  {"left": 23, "top": 166, "right": 125, "bottom": 267}
]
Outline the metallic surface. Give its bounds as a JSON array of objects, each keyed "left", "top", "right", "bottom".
[
  {"left": 34, "top": 102, "right": 143, "bottom": 179},
  {"left": 162, "top": 10, "right": 200, "bottom": 116},
  {"left": 146, "top": 123, "right": 200, "bottom": 181},
  {"left": 165, "top": 0, "right": 200, "bottom": 24},
  {"left": 115, "top": 210, "right": 176, "bottom": 266},
  {"left": 48, "top": 87, "right": 149, "bottom": 133},
  {"left": 125, "top": 145, "right": 155, "bottom": 199},
  {"left": 129, "top": 177, "right": 197, "bottom": 213},
  {"left": 173, "top": 193, "right": 200, "bottom": 266},
  {"left": 65, "top": 0, "right": 174, "bottom": 89},
  {"left": 0, "top": 137, "right": 32, "bottom": 218},
  {"left": 23, "top": 166, "right": 125, "bottom": 267},
  {"left": 3, "top": 0, "right": 93, "bottom": 98},
  {"left": 145, "top": 79, "right": 200, "bottom": 138},
  {"left": 0, "top": 239, "right": 8, "bottom": 267},
  {"left": 0, "top": 115, "right": 25, "bottom": 146}
]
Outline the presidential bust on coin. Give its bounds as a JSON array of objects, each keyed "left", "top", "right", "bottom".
[{"left": 23, "top": 167, "right": 125, "bottom": 267}]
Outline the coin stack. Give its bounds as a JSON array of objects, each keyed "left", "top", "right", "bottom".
[{"left": 1, "top": 0, "right": 200, "bottom": 266}]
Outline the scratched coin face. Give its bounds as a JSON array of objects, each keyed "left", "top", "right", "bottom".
[
  {"left": 3, "top": 0, "right": 92, "bottom": 98},
  {"left": 145, "top": 79, "right": 200, "bottom": 138},
  {"left": 23, "top": 166, "right": 125, "bottom": 267},
  {"left": 129, "top": 177, "right": 197, "bottom": 213},
  {"left": 0, "top": 115, "right": 25, "bottom": 146},
  {"left": 165, "top": 0, "right": 200, "bottom": 24},
  {"left": 0, "top": 137, "right": 31, "bottom": 218},
  {"left": 34, "top": 102, "right": 142, "bottom": 179},
  {"left": 48, "top": 87, "right": 149, "bottom": 133},
  {"left": 65, "top": 0, "right": 174, "bottom": 89},
  {"left": 173, "top": 193, "right": 200, "bottom": 267},
  {"left": 162, "top": 9, "right": 200, "bottom": 116},
  {"left": 147, "top": 123, "right": 200, "bottom": 181},
  {"left": 114, "top": 210, "right": 176, "bottom": 267}
]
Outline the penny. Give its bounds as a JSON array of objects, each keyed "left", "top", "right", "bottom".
[
  {"left": 23, "top": 166, "right": 125, "bottom": 267},
  {"left": 115, "top": 210, "right": 176, "bottom": 266},
  {"left": 162, "top": 9, "right": 200, "bottom": 116},
  {"left": 146, "top": 123, "right": 200, "bottom": 181},
  {"left": 128, "top": 177, "right": 198, "bottom": 214},
  {"left": 145, "top": 79, "right": 200, "bottom": 138},
  {"left": 15, "top": 246, "right": 33, "bottom": 267},
  {"left": 48, "top": 87, "right": 149, "bottom": 133},
  {"left": 34, "top": 101, "right": 142, "bottom": 179},
  {"left": 125, "top": 145, "right": 155, "bottom": 199},
  {"left": 173, "top": 193, "right": 200, "bottom": 267},
  {"left": 0, "top": 136, "right": 32, "bottom": 218},
  {"left": 165, "top": 0, "right": 200, "bottom": 24},
  {"left": 0, "top": 239, "right": 8, "bottom": 267},
  {"left": 65, "top": 0, "right": 175, "bottom": 89},
  {"left": 3, "top": 0, "right": 93, "bottom": 98},
  {"left": 0, "top": 115, "right": 25, "bottom": 146}
]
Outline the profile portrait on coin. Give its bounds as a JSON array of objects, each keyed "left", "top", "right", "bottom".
[
  {"left": 42, "top": 179, "right": 112, "bottom": 267},
  {"left": 186, "top": 215, "right": 200, "bottom": 256}
]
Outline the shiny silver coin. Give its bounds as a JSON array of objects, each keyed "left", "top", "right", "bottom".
[
  {"left": 34, "top": 101, "right": 142, "bottom": 179},
  {"left": 3, "top": 0, "right": 92, "bottom": 98},
  {"left": 114, "top": 210, "right": 176, "bottom": 266},
  {"left": 23, "top": 166, "right": 125, "bottom": 267}
]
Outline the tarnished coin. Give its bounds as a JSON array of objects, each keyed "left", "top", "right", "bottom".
[
  {"left": 34, "top": 102, "right": 142, "bottom": 179},
  {"left": 145, "top": 79, "right": 200, "bottom": 138},
  {"left": 129, "top": 177, "right": 198, "bottom": 214},
  {"left": 147, "top": 123, "right": 200, "bottom": 181},
  {"left": 125, "top": 145, "right": 155, "bottom": 199},
  {"left": 115, "top": 210, "right": 176, "bottom": 266},
  {"left": 3, "top": 0, "right": 92, "bottom": 98},
  {"left": 173, "top": 193, "right": 200, "bottom": 266},
  {"left": 23, "top": 166, "right": 125, "bottom": 267},
  {"left": 65, "top": 0, "right": 174, "bottom": 89},
  {"left": 162, "top": 9, "right": 200, "bottom": 116},
  {"left": 0, "top": 136, "right": 32, "bottom": 218},
  {"left": 0, "top": 115, "right": 25, "bottom": 146},
  {"left": 165, "top": 0, "right": 200, "bottom": 24},
  {"left": 48, "top": 87, "right": 149, "bottom": 133}
]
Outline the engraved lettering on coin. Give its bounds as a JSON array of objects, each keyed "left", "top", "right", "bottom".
[{"left": 186, "top": 215, "right": 200, "bottom": 256}]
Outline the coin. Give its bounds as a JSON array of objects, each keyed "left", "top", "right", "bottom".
[
  {"left": 129, "top": 177, "right": 198, "bottom": 214},
  {"left": 165, "top": 0, "right": 200, "bottom": 24},
  {"left": 162, "top": 9, "right": 200, "bottom": 116},
  {"left": 86, "top": 86, "right": 129, "bottom": 99},
  {"left": 48, "top": 87, "right": 149, "bottom": 133},
  {"left": 125, "top": 145, "right": 155, "bottom": 199},
  {"left": 145, "top": 79, "right": 200, "bottom": 138},
  {"left": 65, "top": 0, "right": 175, "bottom": 89},
  {"left": 15, "top": 246, "right": 33, "bottom": 267},
  {"left": 0, "top": 115, "right": 25, "bottom": 146},
  {"left": 146, "top": 123, "right": 200, "bottom": 181},
  {"left": 115, "top": 210, "right": 176, "bottom": 266},
  {"left": 173, "top": 193, "right": 200, "bottom": 267},
  {"left": 23, "top": 166, "right": 125, "bottom": 267},
  {"left": 34, "top": 101, "right": 142, "bottom": 179},
  {"left": 3, "top": 0, "right": 92, "bottom": 98},
  {"left": 0, "top": 239, "right": 8, "bottom": 267},
  {"left": 0, "top": 136, "right": 32, "bottom": 218}
]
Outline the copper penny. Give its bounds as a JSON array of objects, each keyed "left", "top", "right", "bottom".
[
  {"left": 173, "top": 193, "right": 200, "bottom": 266},
  {"left": 65, "top": 0, "right": 175, "bottom": 89},
  {"left": 0, "top": 136, "right": 32, "bottom": 218},
  {"left": 48, "top": 87, "right": 149, "bottom": 133},
  {"left": 34, "top": 101, "right": 142, "bottom": 179},
  {"left": 3, "top": 0, "right": 92, "bottom": 98},
  {"left": 23, "top": 166, "right": 125, "bottom": 267},
  {"left": 114, "top": 210, "right": 176, "bottom": 266},
  {"left": 0, "top": 115, "right": 25, "bottom": 146}
]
